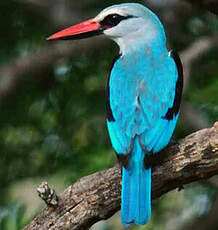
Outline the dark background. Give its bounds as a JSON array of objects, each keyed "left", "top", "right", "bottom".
[{"left": 0, "top": 0, "right": 218, "bottom": 229}]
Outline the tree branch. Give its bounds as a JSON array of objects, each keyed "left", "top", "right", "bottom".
[
  {"left": 180, "top": 34, "right": 218, "bottom": 92},
  {"left": 23, "top": 122, "right": 218, "bottom": 230},
  {"left": 179, "top": 35, "right": 218, "bottom": 130},
  {"left": 0, "top": 38, "right": 109, "bottom": 103}
]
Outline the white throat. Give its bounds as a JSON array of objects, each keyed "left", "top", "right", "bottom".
[
  {"left": 113, "top": 27, "right": 167, "bottom": 56},
  {"left": 103, "top": 16, "right": 167, "bottom": 56}
]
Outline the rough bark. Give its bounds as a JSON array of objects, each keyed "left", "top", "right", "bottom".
[{"left": 23, "top": 122, "right": 218, "bottom": 230}]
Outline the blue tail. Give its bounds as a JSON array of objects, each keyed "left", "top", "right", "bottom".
[{"left": 121, "top": 138, "right": 151, "bottom": 225}]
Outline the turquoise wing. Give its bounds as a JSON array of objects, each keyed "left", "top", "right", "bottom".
[{"left": 106, "top": 50, "right": 183, "bottom": 154}]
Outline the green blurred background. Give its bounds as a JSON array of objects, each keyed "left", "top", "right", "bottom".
[{"left": 0, "top": 0, "right": 217, "bottom": 229}]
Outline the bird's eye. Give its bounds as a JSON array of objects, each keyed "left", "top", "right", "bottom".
[{"left": 100, "top": 14, "right": 129, "bottom": 27}]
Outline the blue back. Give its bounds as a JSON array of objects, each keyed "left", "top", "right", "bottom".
[
  {"left": 106, "top": 45, "right": 181, "bottom": 225},
  {"left": 107, "top": 47, "right": 179, "bottom": 154},
  {"left": 102, "top": 3, "right": 183, "bottom": 225}
]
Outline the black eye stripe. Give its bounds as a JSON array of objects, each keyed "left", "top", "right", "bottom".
[{"left": 100, "top": 14, "right": 134, "bottom": 27}]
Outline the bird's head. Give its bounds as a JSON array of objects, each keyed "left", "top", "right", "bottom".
[{"left": 47, "top": 3, "right": 166, "bottom": 53}]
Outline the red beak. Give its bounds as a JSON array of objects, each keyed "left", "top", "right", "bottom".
[{"left": 47, "top": 18, "right": 103, "bottom": 41}]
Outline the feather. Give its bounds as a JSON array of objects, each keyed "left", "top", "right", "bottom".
[{"left": 121, "top": 138, "right": 151, "bottom": 225}]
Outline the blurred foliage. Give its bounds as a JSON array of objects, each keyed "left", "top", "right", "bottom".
[
  {"left": 0, "top": 0, "right": 218, "bottom": 230},
  {"left": 188, "top": 50, "right": 218, "bottom": 122},
  {"left": 0, "top": 204, "right": 28, "bottom": 230}
]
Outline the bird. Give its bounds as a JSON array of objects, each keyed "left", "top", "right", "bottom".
[{"left": 47, "top": 3, "right": 183, "bottom": 226}]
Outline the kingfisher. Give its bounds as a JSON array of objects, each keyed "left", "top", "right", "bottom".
[{"left": 47, "top": 3, "right": 183, "bottom": 226}]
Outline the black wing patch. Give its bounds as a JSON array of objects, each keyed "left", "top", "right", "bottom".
[
  {"left": 116, "top": 153, "right": 130, "bottom": 169},
  {"left": 106, "top": 54, "right": 121, "bottom": 122},
  {"left": 163, "top": 50, "right": 183, "bottom": 120}
]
